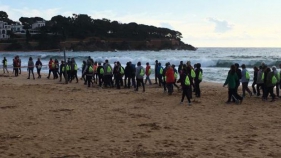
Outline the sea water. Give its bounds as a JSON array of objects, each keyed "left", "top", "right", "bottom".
[{"left": 1, "top": 47, "right": 281, "bottom": 84}]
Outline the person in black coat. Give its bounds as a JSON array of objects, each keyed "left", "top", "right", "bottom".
[
  {"left": 124, "top": 62, "right": 132, "bottom": 88},
  {"left": 35, "top": 58, "right": 42, "bottom": 78},
  {"left": 194, "top": 63, "right": 203, "bottom": 97},
  {"left": 154, "top": 60, "right": 159, "bottom": 84}
]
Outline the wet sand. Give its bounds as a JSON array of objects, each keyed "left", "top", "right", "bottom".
[{"left": 0, "top": 72, "right": 281, "bottom": 158}]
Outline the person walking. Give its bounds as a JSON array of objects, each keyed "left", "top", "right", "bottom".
[
  {"left": 194, "top": 63, "right": 203, "bottom": 98},
  {"left": 97, "top": 62, "right": 104, "bottom": 87},
  {"left": 272, "top": 66, "right": 280, "bottom": 98},
  {"left": 13, "top": 56, "right": 19, "bottom": 77},
  {"left": 179, "top": 67, "right": 191, "bottom": 105},
  {"left": 145, "top": 62, "right": 152, "bottom": 85},
  {"left": 83, "top": 62, "right": 94, "bottom": 87},
  {"left": 47, "top": 58, "right": 54, "bottom": 79},
  {"left": 256, "top": 66, "right": 264, "bottom": 97},
  {"left": 35, "top": 58, "right": 42, "bottom": 78},
  {"left": 154, "top": 60, "right": 159, "bottom": 84},
  {"left": 124, "top": 62, "right": 132, "bottom": 88},
  {"left": 171, "top": 64, "right": 180, "bottom": 91},
  {"left": 135, "top": 62, "right": 145, "bottom": 92},
  {"left": 27, "top": 57, "right": 35, "bottom": 79},
  {"left": 252, "top": 66, "right": 258, "bottom": 95},
  {"left": 241, "top": 64, "right": 253, "bottom": 97},
  {"left": 103, "top": 59, "right": 113, "bottom": 88},
  {"left": 2, "top": 57, "right": 9, "bottom": 74},
  {"left": 223, "top": 65, "right": 243, "bottom": 104},
  {"left": 59, "top": 61, "right": 66, "bottom": 82},
  {"left": 18, "top": 57, "right": 21, "bottom": 74},
  {"left": 165, "top": 63, "right": 175, "bottom": 95},
  {"left": 264, "top": 67, "right": 276, "bottom": 102}
]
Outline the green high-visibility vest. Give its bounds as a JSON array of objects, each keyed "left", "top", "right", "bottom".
[
  {"left": 191, "top": 69, "right": 196, "bottom": 78},
  {"left": 246, "top": 71, "right": 250, "bottom": 80},
  {"left": 185, "top": 75, "right": 190, "bottom": 86},
  {"left": 4, "top": 61, "right": 7, "bottom": 66},
  {"left": 62, "top": 66, "right": 65, "bottom": 72},
  {"left": 199, "top": 71, "right": 203, "bottom": 80},
  {"left": 261, "top": 72, "right": 264, "bottom": 81},
  {"left": 74, "top": 64, "right": 78, "bottom": 70},
  {"left": 277, "top": 73, "right": 280, "bottom": 82}
]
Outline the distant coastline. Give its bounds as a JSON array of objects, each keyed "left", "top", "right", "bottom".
[
  {"left": 0, "top": 38, "right": 197, "bottom": 52},
  {"left": 0, "top": 11, "right": 197, "bottom": 52}
]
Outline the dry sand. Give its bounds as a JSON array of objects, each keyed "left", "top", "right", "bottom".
[{"left": 0, "top": 72, "right": 281, "bottom": 158}]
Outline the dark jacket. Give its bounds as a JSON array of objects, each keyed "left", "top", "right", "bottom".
[
  {"left": 253, "top": 70, "right": 258, "bottom": 82},
  {"left": 266, "top": 72, "right": 275, "bottom": 87},
  {"left": 224, "top": 72, "right": 238, "bottom": 89},
  {"left": 35, "top": 60, "right": 42, "bottom": 69},
  {"left": 125, "top": 64, "right": 132, "bottom": 77},
  {"left": 195, "top": 68, "right": 203, "bottom": 82}
]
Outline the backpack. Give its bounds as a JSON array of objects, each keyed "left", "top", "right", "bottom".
[
  {"left": 191, "top": 69, "right": 196, "bottom": 78},
  {"left": 246, "top": 71, "right": 250, "bottom": 80},
  {"left": 199, "top": 71, "right": 203, "bottom": 80},
  {"left": 148, "top": 68, "right": 152, "bottom": 75},
  {"left": 107, "top": 66, "right": 112, "bottom": 73},
  {"left": 100, "top": 67, "right": 104, "bottom": 75},
  {"left": 89, "top": 66, "right": 93, "bottom": 73},
  {"left": 185, "top": 75, "right": 190, "bottom": 86},
  {"left": 120, "top": 67, "right": 124, "bottom": 75},
  {"left": 174, "top": 72, "right": 178, "bottom": 79},
  {"left": 272, "top": 75, "right": 277, "bottom": 85},
  {"left": 159, "top": 67, "right": 163, "bottom": 75},
  {"left": 140, "top": 68, "right": 145, "bottom": 77}
]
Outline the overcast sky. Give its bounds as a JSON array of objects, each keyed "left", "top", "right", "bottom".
[{"left": 1, "top": 0, "right": 280, "bottom": 47}]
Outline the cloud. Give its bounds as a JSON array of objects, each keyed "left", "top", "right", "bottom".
[
  {"left": 0, "top": 5, "right": 61, "bottom": 21},
  {"left": 159, "top": 22, "right": 174, "bottom": 29},
  {"left": 207, "top": 17, "right": 233, "bottom": 33}
]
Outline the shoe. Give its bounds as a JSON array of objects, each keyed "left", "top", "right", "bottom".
[
  {"left": 270, "top": 99, "right": 275, "bottom": 102},
  {"left": 27, "top": 78, "right": 30, "bottom": 79},
  {"left": 188, "top": 102, "right": 192, "bottom": 106},
  {"left": 225, "top": 101, "right": 231, "bottom": 104},
  {"left": 240, "top": 99, "right": 243, "bottom": 104}
]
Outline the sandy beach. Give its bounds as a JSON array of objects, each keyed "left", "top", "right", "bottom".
[{"left": 1, "top": 72, "right": 281, "bottom": 158}]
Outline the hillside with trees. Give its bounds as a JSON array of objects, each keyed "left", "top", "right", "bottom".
[{"left": 0, "top": 11, "right": 197, "bottom": 51}]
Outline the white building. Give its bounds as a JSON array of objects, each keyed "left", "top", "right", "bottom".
[
  {"left": 0, "top": 21, "right": 11, "bottom": 39},
  {"left": 11, "top": 22, "right": 24, "bottom": 33},
  {"left": 32, "top": 20, "right": 46, "bottom": 29}
]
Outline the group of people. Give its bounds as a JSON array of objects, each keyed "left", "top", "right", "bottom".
[
  {"left": 3, "top": 56, "right": 281, "bottom": 105},
  {"left": 3, "top": 56, "right": 204, "bottom": 105},
  {"left": 223, "top": 63, "right": 281, "bottom": 103}
]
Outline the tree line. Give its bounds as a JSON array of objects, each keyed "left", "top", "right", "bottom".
[{"left": 0, "top": 11, "right": 197, "bottom": 51}]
